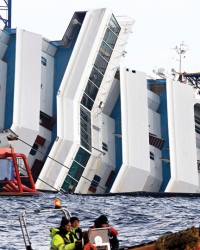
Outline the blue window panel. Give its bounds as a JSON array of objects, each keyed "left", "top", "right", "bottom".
[
  {"left": 61, "top": 146, "right": 91, "bottom": 193},
  {"left": 41, "top": 57, "right": 46, "bottom": 66},
  {"left": 74, "top": 147, "right": 91, "bottom": 167},
  {"left": 61, "top": 175, "right": 77, "bottom": 193},
  {"left": 30, "top": 143, "right": 39, "bottom": 156},
  {"left": 91, "top": 175, "right": 101, "bottom": 188},
  {"left": 68, "top": 161, "right": 84, "bottom": 180}
]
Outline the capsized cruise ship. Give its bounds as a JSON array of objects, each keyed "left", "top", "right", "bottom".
[{"left": 0, "top": 8, "right": 200, "bottom": 194}]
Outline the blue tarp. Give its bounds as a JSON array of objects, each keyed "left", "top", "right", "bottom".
[{"left": 0, "top": 159, "right": 14, "bottom": 180}]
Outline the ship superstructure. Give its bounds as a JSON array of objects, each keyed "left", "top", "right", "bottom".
[{"left": 0, "top": 6, "right": 200, "bottom": 194}]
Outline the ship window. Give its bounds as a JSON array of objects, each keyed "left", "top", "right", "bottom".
[
  {"left": 89, "top": 67, "right": 103, "bottom": 88},
  {"left": 102, "top": 142, "right": 108, "bottom": 152},
  {"left": 30, "top": 143, "right": 39, "bottom": 156},
  {"left": 80, "top": 105, "right": 91, "bottom": 123},
  {"left": 195, "top": 126, "right": 200, "bottom": 134},
  {"left": 195, "top": 116, "right": 200, "bottom": 125},
  {"left": 68, "top": 161, "right": 85, "bottom": 181},
  {"left": 80, "top": 117, "right": 91, "bottom": 136},
  {"left": 197, "top": 162, "right": 200, "bottom": 172},
  {"left": 40, "top": 111, "right": 55, "bottom": 131},
  {"left": 41, "top": 57, "right": 46, "bottom": 66},
  {"left": 61, "top": 162, "right": 84, "bottom": 193},
  {"left": 99, "top": 41, "right": 113, "bottom": 62},
  {"left": 94, "top": 54, "right": 108, "bottom": 75},
  {"left": 103, "top": 28, "right": 117, "bottom": 49},
  {"left": 74, "top": 147, "right": 91, "bottom": 167},
  {"left": 80, "top": 106, "right": 92, "bottom": 151},
  {"left": 80, "top": 127, "right": 91, "bottom": 151},
  {"left": 150, "top": 152, "right": 154, "bottom": 160},
  {"left": 61, "top": 146, "right": 91, "bottom": 193},
  {"left": 84, "top": 80, "right": 99, "bottom": 101},
  {"left": 61, "top": 175, "right": 78, "bottom": 194},
  {"left": 81, "top": 93, "right": 94, "bottom": 111},
  {"left": 91, "top": 175, "right": 101, "bottom": 188},
  {"left": 108, "top": 15, "right": 121, "bottom": 36}
]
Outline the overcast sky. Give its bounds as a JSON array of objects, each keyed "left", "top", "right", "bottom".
[{"left": 3, "top": 0, "right": 200, "bottom": 75}]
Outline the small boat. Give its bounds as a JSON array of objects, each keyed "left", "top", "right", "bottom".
[{"left": 18, "top": 199, "right": 200, "bottom": 250}]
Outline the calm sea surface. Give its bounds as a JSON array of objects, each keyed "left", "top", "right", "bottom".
[{"left": 1, "top": 193, "right": 200, "bottom": 250}]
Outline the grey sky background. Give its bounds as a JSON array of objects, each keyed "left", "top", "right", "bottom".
[{"left": 8, "top": 0, "right": 200, "bottom": 75}]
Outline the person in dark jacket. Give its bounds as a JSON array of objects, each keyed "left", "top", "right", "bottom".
[
  {"left": 70, "top": 217, "right": 82, "bottom": 240},
  {"left": 91, "top": 215, "right": 119, "bottom": 250},
  {"left": 50, "top": 217, "right": 81, "bottom": 250}
]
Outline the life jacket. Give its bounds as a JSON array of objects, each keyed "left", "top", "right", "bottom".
[
  {"left": 50, "top": 228, "right": 77, "bottom": 250},
  {"left": 71, "top": 227, "right": 83, "bottom": 240}
]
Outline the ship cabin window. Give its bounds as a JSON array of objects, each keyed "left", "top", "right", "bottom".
[
  {"left": 108, "top": 15, "right": 121, "bottom": 36},
  {"left": 41, "top": 57, "right": 46, "bottom": 66},
  {"left": 195, "top": 125, "right": 200, "bottom": 134},
  {"left": 40, "top": 111, "right": 55, "bottom": 131},
  {"left": 89, "top": 67, "right": 103, "bottom": 88},
  {"left": 102, "top": 142, "right": 108, "bottom": 152},
  {"left": 94, "top": 54, "right": 108, "bottom": 75},
  {"left": 99, "top": 41, "right": 113, "bottom": 62},
  {"left": 80, "top": 106, "right": 92, "bottom": 151},
  {"left": 30, "top": 143, "right": 39, "bottom": 156},
  {"left": 74, "top": 147, "right": 91, "bottom": 167},
  {"left": 198, "top": 162, "right": 200, "bottom": 172},
  {"left": 104, "top": 28, "right": 118, "bottom": 49},
  {"left": 150, "top": 152, "right": 154, "bottom": 160},
  {"left": 91, "top": 175, "right": 101, "bottom": 188},
  {"left": 89, "top": 175, "right": 101, "bottom": 193},
  {"left": 61, "top": 147, "right": 91, "bottom": 193}
]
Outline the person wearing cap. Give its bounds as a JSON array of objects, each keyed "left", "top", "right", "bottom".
[
  {"left": 50, "top": 217, "right": 81, "bottom": 250},
  {"left": 90, "top": 215, "right": 119, "bottom": 250},
  {"left": 70, "top": 217, "right": 83, "bottom": 241}
]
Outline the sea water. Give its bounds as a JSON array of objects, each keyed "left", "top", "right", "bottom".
[{"left": 1, "top": 193, "right": 200, "bottom": 250}]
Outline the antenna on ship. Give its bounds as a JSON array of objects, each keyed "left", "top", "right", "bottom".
[{"left": 171, "top": 41, "right": 189, "bottom": 73}]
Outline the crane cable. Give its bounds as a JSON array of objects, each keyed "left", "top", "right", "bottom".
[
  {"left": 0, "top": 152, "right": 70, "bottom": 195},
  {"left": 2, "top": 137, "right": 106, "bottom": 192}
]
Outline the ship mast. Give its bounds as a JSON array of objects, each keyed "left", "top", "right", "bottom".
[{"left": 172, "top": 41, "right": 189, "bottom": 73}]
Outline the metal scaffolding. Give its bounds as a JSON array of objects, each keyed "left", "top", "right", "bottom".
[
  {"left": 0, "top": 0, "right": 11, "bottom": 29},
  {"left": 183, "top": 73, "right": 200, "bottom": 89}
]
